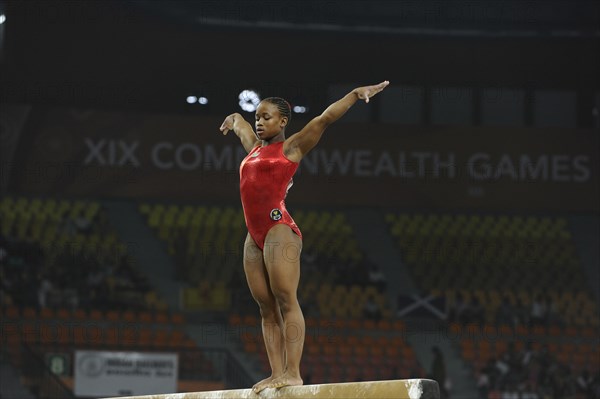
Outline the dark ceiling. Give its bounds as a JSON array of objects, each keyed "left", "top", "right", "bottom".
[
  {"left": 1, "top": 0, "right": 598, "bottom": 113},
  {"left": 132, "top": 0, "right": 600, "bottom": 34}
]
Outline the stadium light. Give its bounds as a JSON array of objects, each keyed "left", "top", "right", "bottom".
[
  {"left": 293, "top": 105, "right": 308, "bottom": 114},
  {"left": 186, "top": 95, "right": 208, "bottom": 105},
  {"left": 239, "top": 89, "right": 260, "bottom": 112}
]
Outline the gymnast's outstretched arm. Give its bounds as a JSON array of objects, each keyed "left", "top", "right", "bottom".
[
  {"left": 219, "top": 112, "right": 260, "bottom": 153},
  {"left": 285, "top": 80, "right": 389, "bottom": 160}
]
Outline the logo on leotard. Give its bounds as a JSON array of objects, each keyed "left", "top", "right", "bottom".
[
  {"left": 270, "top": 209, "right": 282, "bottom": 221},
  {"left": 251, "top": 151, "right": 260, "bottom": 157}
]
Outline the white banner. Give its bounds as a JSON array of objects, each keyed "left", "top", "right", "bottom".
[{"left": 74, "top": 350, "right": 178, "bottom": 397}]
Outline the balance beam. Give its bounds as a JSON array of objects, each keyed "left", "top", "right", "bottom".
[{"left": 109, "top": 379, "right": 439, "bottom": 399}]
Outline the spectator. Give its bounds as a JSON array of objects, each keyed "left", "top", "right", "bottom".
[
  {"left": 537, "top": 344, "right": 554, "bottom": 371},
  {"left": 555, "top": 364, "right": 577, "bottom": 398},
  {"left": 0, "top": 266, "right": 14, "bottom": 296},
  {"left": 501, "top": 386, "right": 520, "bottom": 399},
  {"left": 172, "top": 231, "right": 187, "bottom": 280},
  {"left": 520, "top": 383, "right": 539, "bottom": 399},
  {"left": 0, "top": 243, "right": 7, "bottom": 263},
  {"left": 300, "top": 249, "right": 319, "bottom": 280},
  {"left": 362, "top": 294, "right": 381, "bottom": 321},
  {"left": 37, "top": 274, "right": 53, "bottom": 308},
  {"left": 73, "top": 214, "right": 92, "bottom": 234},
  {"left": 494, "top": 356, "right": 510, "bottom": 388},
  {"left": 543, "top": 293, "right": 562, "bottom": 327},
  {"left": 430, "top": 346, "right": 449, "bottom": 399},
  {"left": 495, "top": 294, "right": 514, "bottom": 326},
  {"left": 457, "top": 294, "right": 472, "bottom": 324},
  {"left": 366, "top": 261, "right": 386, "bottom": 292},
  {"left": 477, "top": 367, "right": 490, "bottom": 399},
  {"left": 576, "top": 369, "right": 593, "bottom": 397},
  {"left": 529, "top": 293, "right": 547, "bottom": 326},
  {"left": 485, "top": 357, "right": 501, "bottom": 389},
  {"left": 520, "top": 341, "right": 535, "bottom": 369},
  {"left": 590, "top": 371, "right": 600, "bottom": 399},
  {"left": 449, "top": 292, "right": 470, "bottom": 324},
  {"left": 513, "top": 298, "right": 529, "bottom": 327},
  {"left": 524, "top": 360, "right": 541, "bottom": 395},
  {"left": 500, "top": 384, "right": 518, "bottom": 399},
  {"left": 500, "top": 341, "right": 522, "bottom": 390},
  {"left": 95, "top": 207, "right": 112, "bottom": 235},
  {"left": 470, "top": 297, "right": 485, "bottom": 325},
  {"left": 64, "top": 288, "right": 79, "bottom": 310}
]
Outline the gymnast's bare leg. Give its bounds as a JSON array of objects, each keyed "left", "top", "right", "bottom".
[
  {"left": 262, "top": 224, "right": 304, "bottom": 390},
  {"left": 243, "top": 232, "right": 286, "bottom": 392}
]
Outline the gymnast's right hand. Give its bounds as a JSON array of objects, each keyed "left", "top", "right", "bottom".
[{"left": 219, "top": 113, "right": 237, "bottom": 135}]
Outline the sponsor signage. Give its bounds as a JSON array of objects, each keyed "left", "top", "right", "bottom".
[{"left": 74, "top": 350, "right": 178, "bottom": 397}]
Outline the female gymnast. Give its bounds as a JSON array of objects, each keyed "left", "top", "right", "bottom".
[{"left": 219, "top": 80, "right": 389, "bottom": 392}]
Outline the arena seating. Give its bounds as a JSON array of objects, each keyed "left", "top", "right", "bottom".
[
  {"left": 139, "top": 203, "right": 392, "bottom": 318},
  {"left": 0, "top": 196, "right": 214, "bottom": 396},
  {"left": 385, "top": 211, "right": 600, "bottom": 397},
  {"left": 0, "top": 196, "right": 166, "bottom": 311},
  {"left": 0, "top": 304, "right": 217, "bottom": 396},
  {"left": 385, "top": 212, "right": 599, "bottom": 328},
  {"left": 139, "top": 203, "right": 243, "bottom": 311},
  {"left": 227, "top": 313, "right": 425, "bottom": 384}
]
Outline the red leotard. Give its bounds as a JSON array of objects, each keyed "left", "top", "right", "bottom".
[{"left": 239, "top": 141, "right": 302, "bottom": 250}]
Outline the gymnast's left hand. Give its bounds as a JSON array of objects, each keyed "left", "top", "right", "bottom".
[{"left": 354, "top": 80, "right": 390, "bottom": 103}]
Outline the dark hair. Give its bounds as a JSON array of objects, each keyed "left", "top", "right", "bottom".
[{"left": 263, "top": 97, "right": 292, "bottom": 123}]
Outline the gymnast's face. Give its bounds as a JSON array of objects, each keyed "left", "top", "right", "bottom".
[{"left": 255, "top": 101, "right": 287, "bottom": 140}]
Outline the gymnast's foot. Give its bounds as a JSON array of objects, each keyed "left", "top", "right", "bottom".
[
  {"left": 252, "top": 375, "right": 276, "bottom": 393},
  {"left": 267, "top": 372, "right": 303, "bottom": 389}
]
